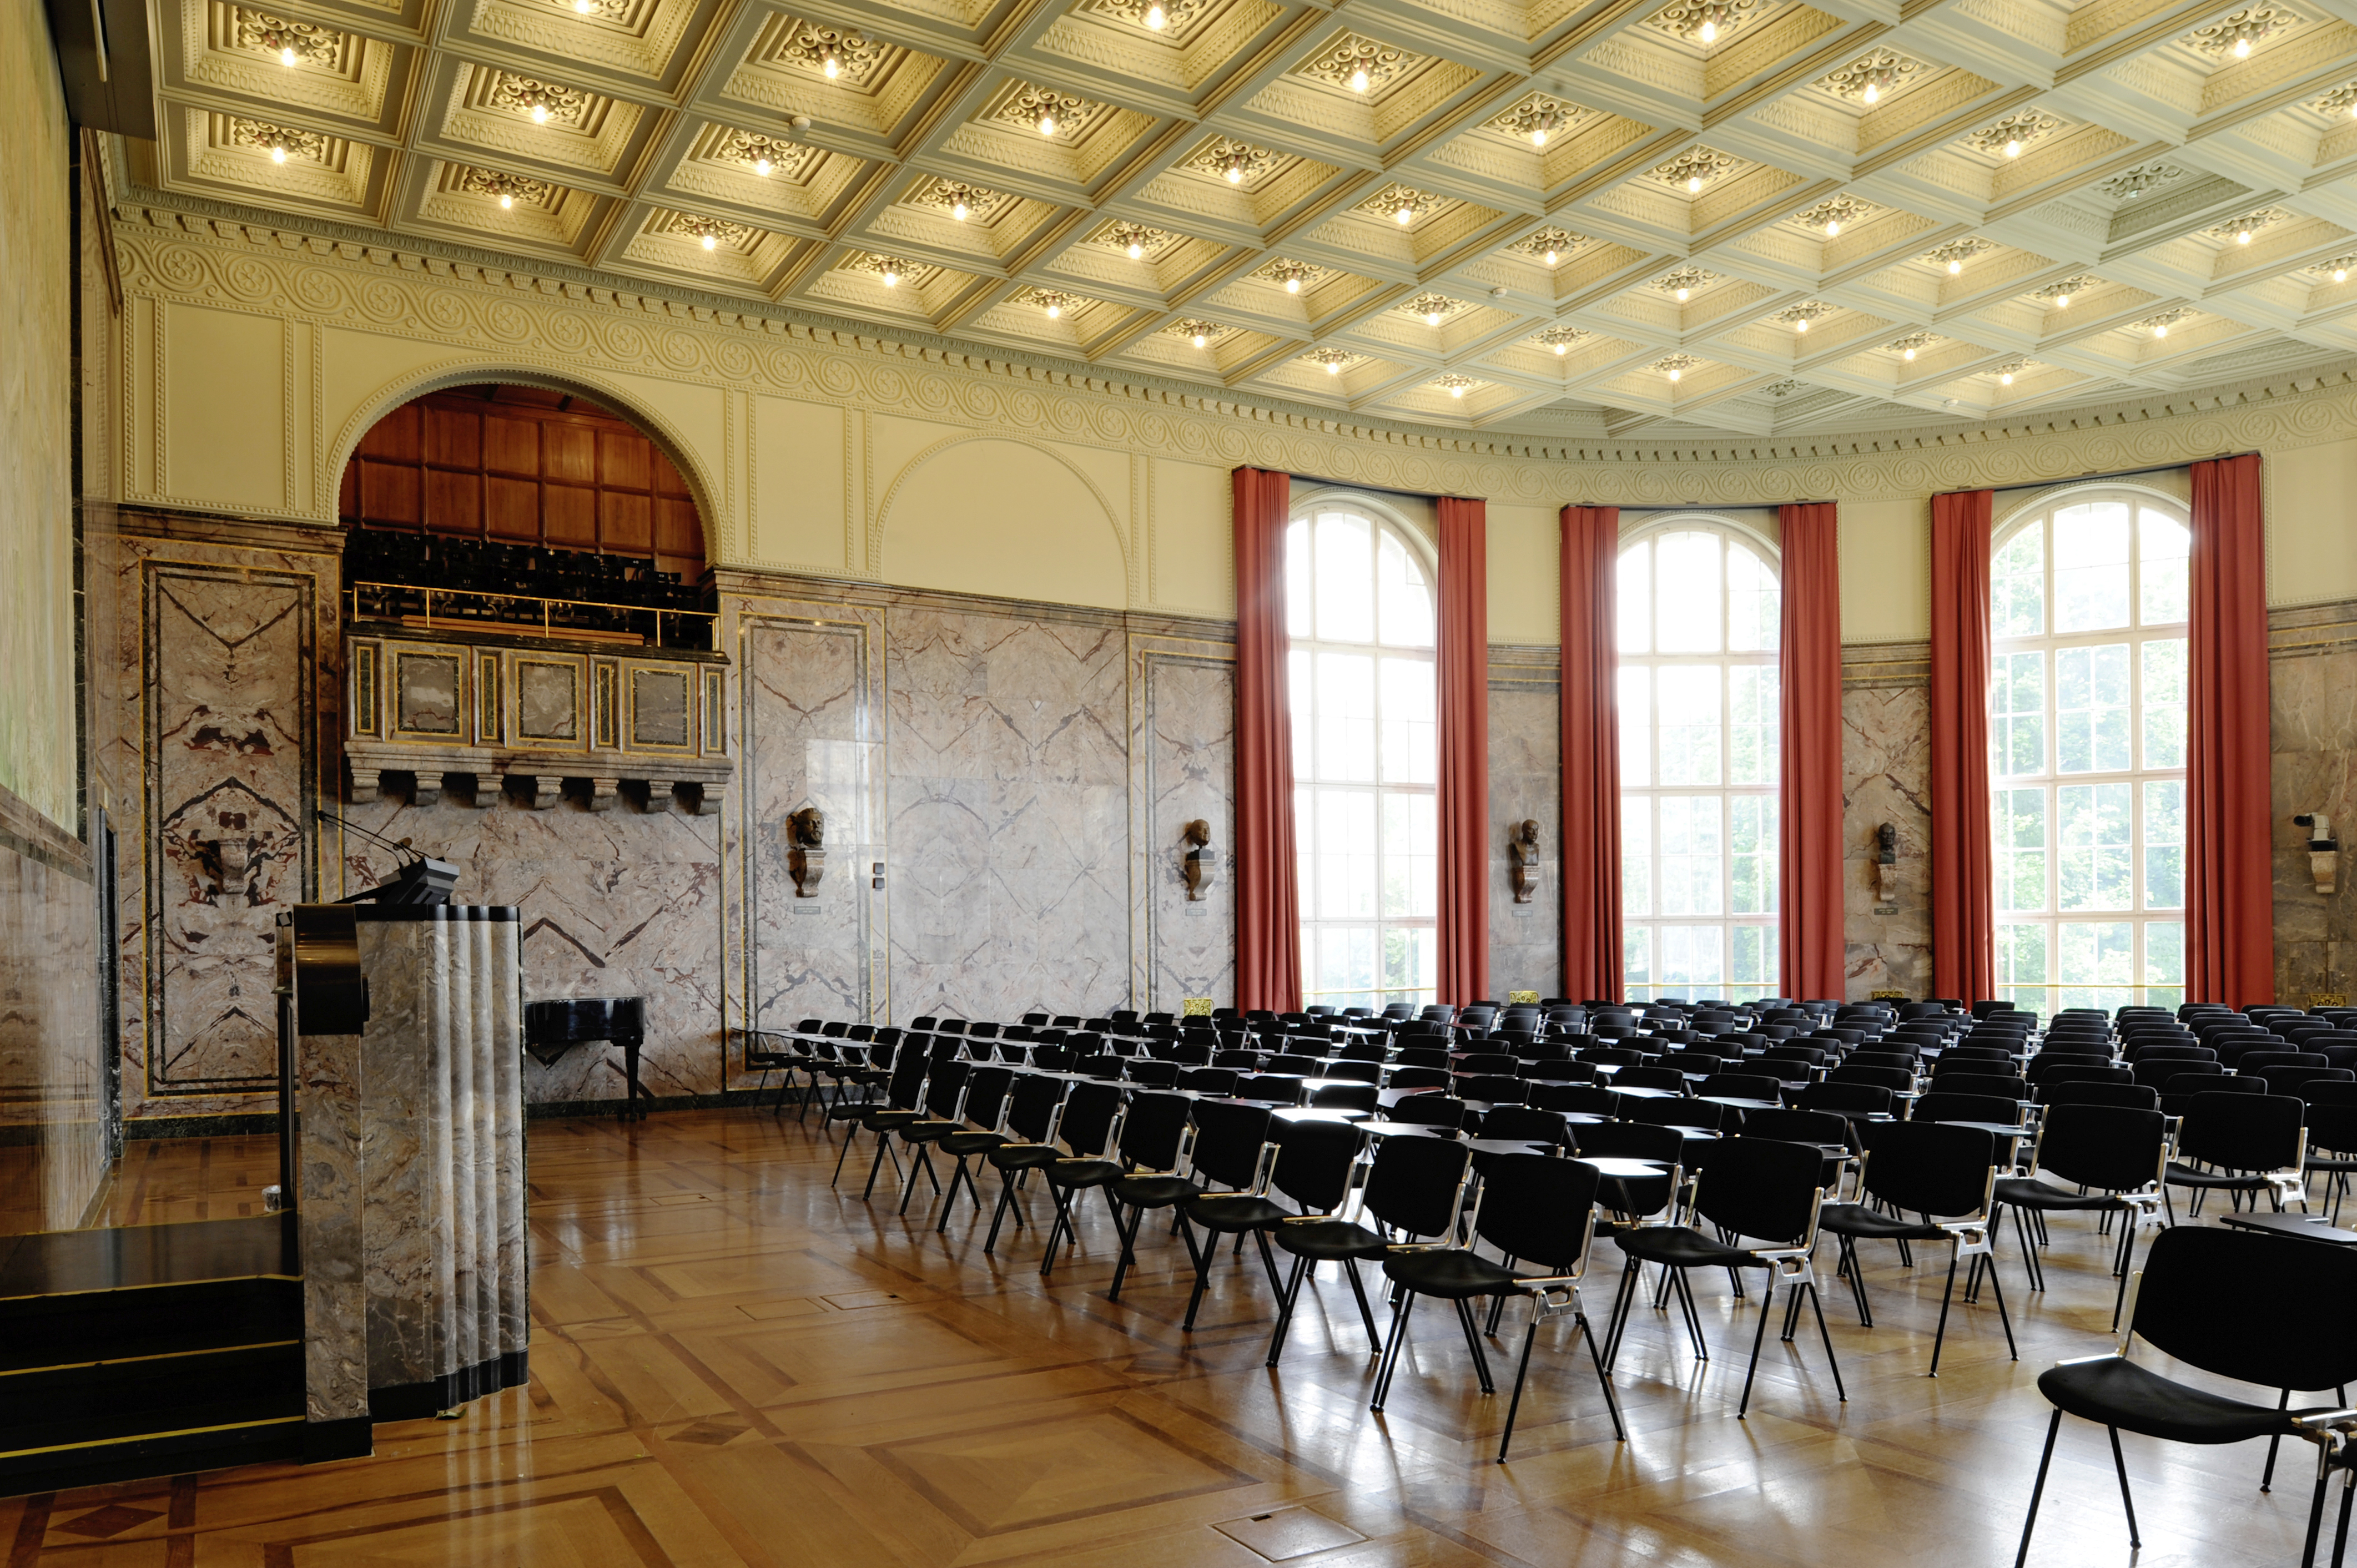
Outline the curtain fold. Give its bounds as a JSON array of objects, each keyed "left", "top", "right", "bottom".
[
  {"left": 2188, "top": 453, "right": 2274, "bottom": 1005},
  {"left": 1437, "top": 496, "right": 1490, "bottom": 1006},
  {"left": 1560, "top": 506, "right": 1622, "bottom": 1002},
  {"left": 1778, "top": 502, "right": 1846, "bottom": 1002},
  {"left": 1929, "top": 488, "right": 1995, "bottom": 1006},
  {"left": 1232, "top": 467, "right": 1301, "bottom": 1013}
]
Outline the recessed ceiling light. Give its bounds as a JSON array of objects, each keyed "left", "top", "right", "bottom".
[
  {"left": 1554, "top": 341, "right": 1569, "bottom": 355},
  {"left": 882, "top": 263, "right": 900, "bottom": 286},
  {"left": 2054, "top": 292, "right": 2071, "bottom": 307},
  {"left": 280, "top": 45, "right": 296, "bottom": 65},
  {"left": 575, "top": 0, "right": 593, "bottom": 11},
  {"left": 1325, "top": 359, "right": 1340, "bottom": 374},
  {"left": 499, "top": 191, "right": 514, "bottom": 209},
  {"left": 1038, "top": 109, "right": 1057, "bottom": 135},
  {"left": 2337, "top": 268, "right": 2349, "bottom": 283},
  {"left": 2234, "top": 35, "right": 2251, "bottom": 55},
  {"left": 270, "top": 143, "right": 288, "bottom": 163},
  {"left": 1698, "top": 18, "right": 1717, "bottom": 41},
  {"left": 1674, "top": 286, "right": 1690, "bottom": 301},
  {"left": 1903, "top": 346, "right": 1917, "bottom": 360},
  {"left": 1146, "top": 2, "right": 1167, "bottom": 26},
  {"left": 1543, "top": 247, "right": 1559, "bottom": 265},
  {"left": 701, "top": 232, "right": 717, "bottom": 250},
  {"left": 754, "top": 155, "right": 772, "bottom": 176},
  {"left": 1947, "top": 258, "right": 1963, "bottom": 275},
  {"left": 1394, "top": 203, "right": 1415, "bottom": 224},
  {"left": 2005, "top": 138, "right": 2022, "bottom": 157},
  {"left": 1350, "top": 66, "right": 1369, "bottom": 92},
  {"left": 1192, "top": 329, "right": 1207, "bottom": 346},
  {"left": 1127, "top": 240, "right": 1144, "bottom": 259},
  {"left": 1225, "top": 157, "right": 1245, "bottom": 184},
  {"left": 1448, "top": 383, "right": 1465, "bottom": 397},
  {"left": 1825, "top": 219, "right": 1840, "bottom": 236},
  {"left": 1795, "top": 317, "right": 1809, "bottom": 332},
  {"left": 951, "top": 195, "right": 970, "bottom": 220},
  {"left": 2237, "top": 228, "right": 2253, "bottom": 244},
  {"left": 1045, "top": 299, "right": 1062, "bottom": 318},
  {"left": 2000, "top": 370, "right": 2014, "bottom": 384},
  {"left": 2153, "top": 322, "right": 2168, "bottom": 337},
  {"left": 1285, "top": 276, "right": 1301, "bottom": 293},
  {"left": 531, "top": 104, "right": 550, "bottom": 124},
  {"left": 823, "top": 49, "right": 841, "bottom": 78},
  {"left": 1686, "top": 175, "right": 1703, "bottom": 193},
  {"left": 1668, "top": 366, "right": 1682, "bottom": 382}
]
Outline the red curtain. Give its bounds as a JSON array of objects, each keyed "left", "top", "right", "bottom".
[
  {"left": 1929, "top": 489, "right": 1995, "bottom": 1005},
  {"left": 2188, "top": 454, "right": 2274, "bottom": 1004},
  {"left": 1779, "top": 503, "right": 1845, "bottom": 1002},
  {"left": 1232, "top": 467, "right": 1301, "bottom": 1012},
  {"left": 1560, "top": 506, "right": 1622, "bottom": 1002},
  {"left": 1437, "top": 497, "right": 1490, "bottom": 1005}
]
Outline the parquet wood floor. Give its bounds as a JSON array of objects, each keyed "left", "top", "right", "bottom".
[{"left": 2, "top": 1109, "right": 2343, "bottom": 1566}]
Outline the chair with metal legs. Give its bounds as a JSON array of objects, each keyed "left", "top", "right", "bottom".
[
  {"left": 980, "top": 1073, "right": 1074, "bottom": 1252},
  {"left": 1816, "top": 1121, "right": 2017, "bottom": 1375},
  {"left": 1180, "top": 1115, "right": 1368, "bottom": 1335},
  {"left": 1266, "top": 1135, "right": 1472, "bottom": 1368},
  {"left": 1374, "top": 1153, "right": 1626, "bottom": 1461},
  {"left": 2013, "top": 1224, "right": 2357, "bottom": 1568},
  {"left": 928, "top": 1066, "right": 1018, "bottom": 1232},
  {"left": 835, "top": 1043, "right": 928, "bottom": 1193},
  {"left": 1033, "top": 1082, "right": 1141, "bottom": 1274},
  {"left": 2163, "top": 1091, "right": 2308, "bottom": 1219},
  {"left": 1102, "top": 1094, "right": 1207, "bottom": 1299},
  {"left": 1992, "top": 1103, "right": 2167, "bottom": 1330},
  {"left": 1604, "top": 1137, "right": 1846, "bottom": 1419}
]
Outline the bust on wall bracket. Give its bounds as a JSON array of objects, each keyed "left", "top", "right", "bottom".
[
  {"left": 1181, "top": 820, "right": 1218, "bottom": 901},
  {"left": 787, "top": 806, "right": 825, "bottom": 897},
  {"left": 1874, "top": 823, "right": 1899, "bottom": 906},
  {"left": 1509, "top": 819, "right": 1542, "bottom": 904}
]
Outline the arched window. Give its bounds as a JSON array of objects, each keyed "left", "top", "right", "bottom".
[
  {"left": 1288, "top": 499, "right": 1437, "bottom": 1011},
  {"left": 1989, "top": 489, "right": 2189, "bottom": 1014},
  {"left": 1617, "top": 522, "right": 1781, "bottom": 1002}
]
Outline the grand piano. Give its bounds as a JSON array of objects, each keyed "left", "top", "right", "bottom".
[{"left": 522, "top": 997, "right": 650, "bottom": 1119}]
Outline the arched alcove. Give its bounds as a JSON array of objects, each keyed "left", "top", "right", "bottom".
[
  {"left": 879, "top": 437, "right": 1127, "bottom": 608},
  {"left": 341, "top": 383, "right": 708, "bottom": 581}
]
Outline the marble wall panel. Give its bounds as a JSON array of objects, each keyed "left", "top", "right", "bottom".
[
  {"left": 1488, "top": 658, "right": 1562, "bottom": 1000},
  {"left": 886, "top": 607, "right": 1130, "bottom": 1024},
  {"left": 94, "top": 517, "right": 342, "bottom": 1127},
  {"left": 0, "top": 785, "right": 104, "bottom": 1229},
  {"left": 335, "top": 798, "right": 722, "bottom": 1104},
  {"left": 2269, "top": 609, "right": 2357, "bottom": 1002},
  {"left": 1841, "top": 645, "right": 1933, "bottom": 1002},
  {"left": 1132, "top": 641, "right": 1236, "bottom": 1011},
  {"left": 144, "top": 564, "right": 318, "bottom": 1098},
  {"left": 734, "top": 605, "right": 885, "bottom": 1063}
]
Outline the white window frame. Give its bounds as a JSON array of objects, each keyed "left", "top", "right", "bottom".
[
  {"left": 1988, "top": 483, "right": 2190, "bottom": 1017},
  {"left": 1615, "top": 516, "right": 1783, "bottom": 1004},
  {"left": 1288, "top": 489, "right": 1438, "bottom": 1012}
]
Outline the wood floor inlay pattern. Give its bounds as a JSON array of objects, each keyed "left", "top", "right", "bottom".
[{"left": 2, "top": 1111, "right": 2341, "bottom": 1564}]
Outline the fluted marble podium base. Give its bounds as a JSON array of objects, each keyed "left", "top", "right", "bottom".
[{"left": 293, "top": 905, "right": 529, "bottom": 1432}]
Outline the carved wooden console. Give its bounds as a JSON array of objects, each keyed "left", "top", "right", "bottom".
[{"left": 343, "top": 624, "right": 733, "bottom": 815}]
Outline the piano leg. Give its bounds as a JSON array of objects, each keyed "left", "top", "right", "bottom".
[{"left": 620, "top": 1037, "right": 649, "bottom": 1121}]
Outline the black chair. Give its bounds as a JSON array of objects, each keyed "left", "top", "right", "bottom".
[
  {"left": 1373, "top": 1154, "right": 1626, "bottom": 1461},
  {"left": 981, "top": 1074, "right": 1073, "bottom": 1252},
  {"left": 1569, "top": 1122, "right": 1686, "bottom": 1225},
  {"left": 1604, "top": 1137, "right": 1847, "bottom": 1417},
  {"left": 2036, "top": 1080, "right": 2161, "bottom": 1112},
  {"left": 1817, "top": 1122, "right": 2016, "bottom": 1375},
  {"left": 1993, "top": 1102, "right": 2167, "bottom": 1329},
  {"left": 2014, "top": 1225, "right": 2357, "bottom": 1568},
  {"left": 2306, "top": 1082, "right": 2357, "bottom": 1223},
  {"left": 1030, "top": 1082, "right": 1129, "bottom": 1272},
  {"left": 1911, "top": 1090, "right": 2022, "bottom": 1128},
  {"left": 1390, "top": 1094, "right": 1469, "bottom": 1130},
  {"left": 1186, "top": 1115, "right": 1369, "bottom": 1335},
  {"left": 2164, "top": 1091, "right": 2308, "bottom": 1219},
  {"left": 835, "top": 1046, "right": 930, "bottom": 1194},
  {"left": 928, "top": 1066, "right": 1018, "bottom": 1232},
  {"left": 1101, "top": 1093, "right": 1210, "bottom": 1299},
  {"left": 1265, "top": 1136, "right": 1472, "bottom": 1367}
]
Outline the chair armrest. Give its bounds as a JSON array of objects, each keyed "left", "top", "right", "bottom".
[{"left": 2051, "top": 1351, "right": 2124, "bottom": 1368}]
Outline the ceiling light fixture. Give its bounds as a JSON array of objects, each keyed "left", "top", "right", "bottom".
[
  {"left": 1225, "top": 154, "right": 1245, "bottom": 183},
  {"left": 1395, "top": 201, "right": 1416, "bottom": 223},
  {"left": 823, "top": 48, "right": 842, "bottom": 78},
  {"left": 701, "top": 232, "right": 718, "bottom": 250},
  {"left": 1426, "top": 307, "right": 1442, "bottom": 324},
  {"left": 1948, "top": 258, "right": 1963, "bottom": 274},
  {"left": 2153, "top": 321, "right": 2168, "bottom": 336},
  {"left": 2005, "top": 138, "right": 2022, "bottom": 157},
  {"left": 1326, "top": 358, "right": 1341, "bottom": 373},
  {"left": 281, "top": 44, "right": 298, "bottom": 65},
  {"left": 883, "top": 260, "right": 903, "bottom": 286},
  {"left": 2238, "top": 226, "right": 2253, "bottom": 244},
  {"left": 575, "top": 0, "right": 593, "bottom": 11},
  {"left": 2055, "top": 291, "right": 2070, "bottom": 306},
  {"left": 1903, "top": 346, "right": 1916, "bottom": 359},
  {"left": 1350, "top": 65, "right": 1370, "bottom": 91},
  {"left": 1554, "top": 340, "right": 1569, "bottom": 355},
  {"left": 953, "top": 196, "right": 970, "bottom": 219},
  {"left": 270, "top": 140, "right": 288, "bottom": 163},
  {"left": 2000, "top": 370, "right": 2015, "bottom": 384},
  {"left": 1825, "top": 218, "right": 1841, "bottom": 236},
  {"left": 754, "top": 154, "right": 772, "bottom": 176},
  {"left": 1668, "top": 366, "right": 1682, "bottom": 381},
  {"left": 1147, "top": 1, "right": 1168, "bottom": 26},
  {"left": 1038, "top": 107, "right": 1057, "bottom": 135},
  {"left": 1286, "top": 275, "right": 1302, "bottom": 293},
  {"left": 2235, "top": 34, "right": 2251, "bottom": 54},
  {"left": 1686, "top": 174, "right": 1703, "bottom": 193},
  {"left": 2339, "top": 266, "right": 2350, "bottom": 282},
  {"left": 500, "top": 192, "right": 514, "bottom": 208},
  {"left": 1192, "top": 328, "right": 1207, "bottom": 346},
  {"left": 1675, "top": 286, "right": 1690, "bottom": 301},
  {"left": 1795, "top": 316, "right": 1809, "bottom": 332},
  {"left": 1449, "top": 382, "right": 1465, "bottom": 397}
]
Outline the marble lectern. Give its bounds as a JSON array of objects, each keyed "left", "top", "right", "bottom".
[{"left": 282, "top": 904, "right": 530, "bottom": 1450}]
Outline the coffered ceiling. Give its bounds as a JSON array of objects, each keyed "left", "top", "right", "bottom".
[{"left": 134, "top": 0, "right": 2357, "bottom": 435}]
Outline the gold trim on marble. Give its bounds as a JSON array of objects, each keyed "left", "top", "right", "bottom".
[
  {"left": 593, "top": 663, "right": 618, "bottom": 748},
  {"left": 391, "top": 650, "right": 465, "bottom": 738},
  {"left": 476, "top": 653, "right": 501, "bottom": 745},
  {"left": 703, "top": 671, "right": 726, "bottom": 755},
  {"left": 352, "top": 644, "right": 379, "bottom": 736},
  {"left": 627, "top": 667, "right": 696, "bottom": 753},
  {"left": 347, "top": 582, "right": 717, "bottom": 651}
]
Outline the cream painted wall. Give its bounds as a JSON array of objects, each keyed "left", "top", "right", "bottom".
[
  {"left": 104, "top": 213, "right": 2357, "bottom": 647},
  {"left": 0, "top": 6, "right": 76, "bottom": 829}
]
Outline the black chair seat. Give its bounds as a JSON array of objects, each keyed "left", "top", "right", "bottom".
[
  {"left": 863, "top": 1109, "right": 921, "bottom": 1130},
  {"left": 941, "top": 1130, "right": 1008, "bottom": 1156},
  {"left": 1614, "top": 1225, "right": 1772, "bottom": 1271},
  {"left": 2309, "top": 1153, "right": 2357, "bottom": 1174},
  {"left": 901, "top": 1117, "right": 962, "bottom": 1143},
  {"left": 1381, "top": 1248, "right": 1517, "bottom": 1300},
  {"left": 2039, "top": 1355, "right": 2328, "bottom": 1446},
  {"left": 1047, "top": 1157, "right": 1124, "bottom": 1188},
  {"left": 1112, "top": 1173, "right": 1200, "bottom": 1207},
  {"left": 1187, "top": 1193, "right": 1289, "bottom": 1232},
  {"left": 1816, "top": 1202, "right": 1943, "bottom": 1242},
  {"left": 989, "top": 1143, "right": 1062, "bottom": 1171},
  {"left": 2164, "top": 1162, "right": 2274, "bottom": 1190},
  {"left": 1273, "top": 1217, "right": 1387, "bottom": 1261},
  {"left": 1994, "top": 1176, "right": 2129, "bottom": 1213}
]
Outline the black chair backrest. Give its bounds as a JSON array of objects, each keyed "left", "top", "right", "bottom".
[
  {"left": 1937, "top": 1072, "right": 2028, "bottom": 1101},
  {"left": 2037, "top": 1080, "right": 2160, "bottom": 1111},
  {"left": 1829, "top": 1063, "right": 1913, "bottom": 1093},
  {"left": 1118, "top": 1092, "right": 1193, "bottom": 1170},
  {"left": 1324, "top": 1059, "right": 1382, "bottom": 1084},
  {"left": 1632, "top": 1097, "right": 1730, "bottom": 1132},
  {"left": 1308, "top": 1082, "right": 1380, "bottom": 1112},
  {"left": 1457, "top": 1073, "right": 1527, "bottom": 1105},
  {"left": 1057, "top": 1082, "right": 1124, "bottom": 1156},
  {"left": 2258, "top": 1066, "right": 2356, "bottom": 1097},
  {"left": 2033, "top": 1102, "right": 2165, "bottom": 1192},
  {"left": 1269, "top": 1118, "right": 1364, "bottom": 1213},
  {"left": 2176, "top": 1091, "right": 2305, "bottom": 1170},
  {"left": 1699, "top": 1073, "right": 1784, "bottom": 1101},
  {"left": 2129, "top": 1226, "right": 2357, "bottom": 1394},
  {"left": 885, "top": 1046, "right": 930, "bottom": 1109},
  {"left": 1125, "top": 1060, "right": 1181, "bottom": 1088},
  {"left": 962, "top": 1066, "right": 1016, "bottom": 1130},
  {"left": 1856, "top": 1121, "right": 1997, "bottom": 1214},
  {"left": 1005, "top": 1074, "right": 1066, "bottom": 1143},
  {"left": 1739, "top": 1108, "right": 1850, "bottom": 1146},
  {"left": 921, "top": 1060, "right": 971, "bottom": 1119},
  {"left": 1532, "top": 1083, "right": 1621, "bottom": 1116},
  {"left": 1479, "top": 1107, "right": 1570, "bottom": 1147},
  {"left": 1691, "top": 1138, "right": 1830, "bottom": 1244},
  {"left": 1389, "top": 1094, "right": 1468, "bottom": 1128},
  {"left": 1799, "top": 1081, "right": 1893, "bottom": 1118},
  {"left": 1188, "top": 1100, "right": 1276, "bottom": 1189},
  {"left": 1911, "top": 1090, "right": 2019, "bottom": 1127},
  {"left": 1176, "top": 1066, "right": 1241, "bottom": 1096},
  {"left": 1473, "top": 1154, "right": 1603, "bottom": 1273},
  {"left": 1615, "top": 1066, "right": 1687, "bottom": 1092},
  {"left": 2038, "top": 1063, "right": 2133, "bottom": 1087},
  {"left": 1362, "top": 1136, "right": 1472, "bottom": 1240}
]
